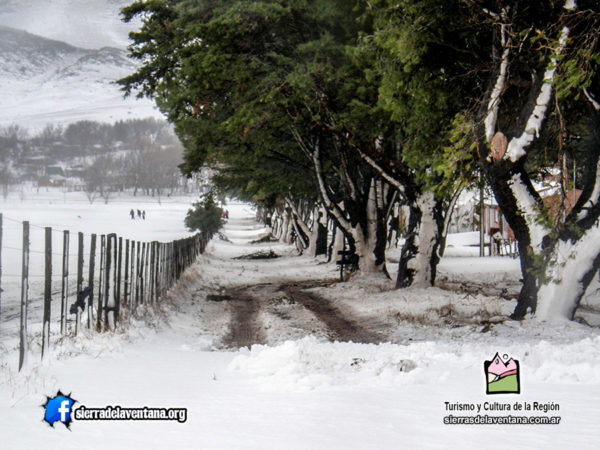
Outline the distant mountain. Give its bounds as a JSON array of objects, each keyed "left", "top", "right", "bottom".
[
  {"left": 0, "top": 0, "right": 134, "bottom": 49},
  {"left": 0, "top": 26, "right": 135, "bottom": 79},
  {"left": 0, "top": 26, "right": 162, "bottom": 130}
]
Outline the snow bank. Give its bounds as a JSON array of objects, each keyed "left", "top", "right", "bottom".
[{"left": 230, "top": 336, "right": 600, "bottom": 392}]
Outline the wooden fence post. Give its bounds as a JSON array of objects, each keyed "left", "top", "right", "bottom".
[
  {"left": 156, "top": 243, "right": 162, "bottom": 300},
  {"left": 140, "top": 242, "right": 146, "bottom": 304},
  {"left": 160, "top": 243, "right": 165, "bottom": 298},
  {"left": 60, "top": 230, "right": 69, "bottom": 335},
  {"left": 162, "top": 243, "right": 166, "bottom": 297},
  {"left": 124, "top": 239, "right": 130, "bottom": 306},
  {"left": 41, "top": 227, "right": 52, "bottom": 359},
  {"left": 162, "top": 243, "right": 166, "bottom": 292},
  {"left": 87, "top": 234, "right": 97, "bottom": 328},
  {"left": 171, "top": 242, "right": 175, "bottom": 286},
  {"left": 104, "top": 234, "right": 113, "bottom": 329},
  {"left": 18, "top": 221, "right": 29, "bottom": 371},
  {"left": 75, "top": 232, "right": 84, "bottom": 336},
  {"left": 150, "top": 241, "right": 155, "bottom": 304},
  {"left": 130, "top": 240, "right": 136, "bottom": 305},
  {"left": 97, "top": 235, "right": 105, "bottom": 331},
  {"left": 164, "top": 243, "right": 168, "bottom": 292},
  {"left": 116, "top": 236, "right": 122, "bottom": 321},
  {"left": 136, "top": 241, "right": 141, "bottom": 304},
  {"left": 173, "top": 241, "right": 178, "bottom": 283},
  {"left": 144, "top": 242, "right": 150, "bottom": 303},
  {"left": 153, "top": 242, "right": 159, "bottom": 303},
  {"left": 164, "top": 243, "right": 168, "bottom": 293}
]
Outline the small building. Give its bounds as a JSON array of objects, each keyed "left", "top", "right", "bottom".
[
  {"left": 477, "top": 187, "right": 582, "bottom": 256},
  {"left": 66, "top": 165, "right": 86, "bottom": 178},
  {"left": 45, "top": 166, "right": 66, "bottom": 177},
  {"left": 38, "top": 173, "right": 67, "bottom": 187}
]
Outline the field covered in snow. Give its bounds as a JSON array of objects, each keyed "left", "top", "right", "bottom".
[
  {"left": 0, "top": 187, "right": 197, "bottom": 341},
  {"left": 0, "top": 200, "right": 599, "bottom": 449}
]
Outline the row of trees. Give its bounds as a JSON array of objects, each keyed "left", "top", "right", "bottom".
[
  {"left": 0, "top": 118, "right": 187, "bottom": 201},
  {"left": 82, "top": 142, "right": 184, "bottom": 203},
  {"left": 120, "top": 0, "right": 600, "bottom": 322},
  {"left": 0, "top": 118, "right": 178, "bottom": 163}
]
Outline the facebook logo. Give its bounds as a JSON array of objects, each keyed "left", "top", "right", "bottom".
[{"left": 42, "top": 391, "right": 76, "bottom": 428}]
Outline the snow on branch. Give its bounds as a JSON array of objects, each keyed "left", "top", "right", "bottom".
[
  {"left": 508, "top": 173, "right": 550, "bottom": 251},
  {"left": 505, "top": 25, "right": 571, "bottom": 162},
  {"left": 485, "top": 25, "right": 510, "bottom": 143},
  {"left": 461, "top": 0, "right": 501, "bottom": 20},
  {"left": 584, "top": 89, "right": 600, "bottom": 111}
]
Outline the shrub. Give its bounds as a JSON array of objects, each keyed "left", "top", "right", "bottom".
[{"left": 184, "top": 192, "right": 224, "bottom": 237}]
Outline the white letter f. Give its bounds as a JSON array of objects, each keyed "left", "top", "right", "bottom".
[{"left": 58, "top": 400, "right": 70, "bottom": 422}]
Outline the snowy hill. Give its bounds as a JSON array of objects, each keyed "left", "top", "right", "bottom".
[
  {"left": 0, "top": 0, "right": 134, "bottom": 49},
  {"left": 0, "top": 24, "right": 161, "bottom": 130}
]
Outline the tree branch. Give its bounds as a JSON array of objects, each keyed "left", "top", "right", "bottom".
[
  {"left": 505, "top": 25, "right": 571, "bottom": 162},
  {"left": 311, "top": 142, "right": 353, "bottom": 232},
  {"left": 485, "top": 25, "right": 510, "bottom": 142}
]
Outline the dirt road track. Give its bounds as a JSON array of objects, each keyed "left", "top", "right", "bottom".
[
  {"left": 221, "top": 288, "right": 265, "bottom": 349},
  {"left": 281, "top": 283, "right": 384, "bottom": 344},
  {"left": 216, "top": 279, "right": 383, "bottom": 348}
]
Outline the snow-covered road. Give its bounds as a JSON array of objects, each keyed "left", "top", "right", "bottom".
[{"left": 1, "top": 202, "right": 599, "bottom": 449}]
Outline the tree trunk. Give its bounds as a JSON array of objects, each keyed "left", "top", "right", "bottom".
[
  {"left": 307, "top": 206, "right": 327, "bottom": 257},
  {"left": 272, "top": 210, "right": 281, "bottom": 238},
  {"left": 536, "top": 226, "right": 600, "bottom": 321},
  {"left": 329, "top": 224, "right": 345, "bottom": 263},
  {"left": 287, "top": 199, "right": 311, "bottom": 250},
  {"left": 279, "top": 209, "right": 292, "bottom": 244},
  {"left": 472, "top": 11, "right": 581, "bottom": 319},
  {"left": 316, "top": 221, "right": 328, "bottom": 256},
  {"left": 291, "top": 214, "right": 308, "bottom": 251},
  {"left": 396, "top": 193, "right": 444, "bottom": 288}
]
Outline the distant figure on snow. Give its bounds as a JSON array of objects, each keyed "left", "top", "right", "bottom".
[
  {"left": 137, "top": 209, "right": 142, "bottom": 218},
  {"left": 130, "top": 209, "right": 135, "bottom": 219},
  {"left": 142, "top": 210, "right": 146, "bottom": 220}
]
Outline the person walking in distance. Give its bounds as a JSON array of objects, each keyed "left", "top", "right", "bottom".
[{"left": 130, "top": 209, "right": 135, "bottom": 220}]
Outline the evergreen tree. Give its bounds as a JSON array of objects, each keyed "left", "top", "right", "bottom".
[{"left": 185, "top": 191, "right": 225, "bottom": 237}]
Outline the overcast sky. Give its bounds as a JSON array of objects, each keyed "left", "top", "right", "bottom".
[{"left": 0, "top": 0, "right": 138, "bottom": 49}]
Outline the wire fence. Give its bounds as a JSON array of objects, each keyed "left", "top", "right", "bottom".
[{"left": 0, "top": 213, "right": 209, "bottom": 371}]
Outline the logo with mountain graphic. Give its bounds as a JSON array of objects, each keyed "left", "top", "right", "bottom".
[{"left": 484, "top": 353, "right": 520, "bottom": 394}]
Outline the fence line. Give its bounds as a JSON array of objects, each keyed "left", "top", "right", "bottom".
[{"left": 0, "top": 213, "right": 209, "bottom": 371}]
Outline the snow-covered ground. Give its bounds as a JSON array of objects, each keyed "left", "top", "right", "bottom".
[
  {"left": 0, "top": 187, "right": 197, "bottom": 341},
  {"left": 0, "top": 1, "right": 163, "bottom": 130},
  {"left": 0, "top": 0, "right": 136, "bottom": 49},
  {"left": 1, "top": 201, "right": 599, "bottom": 449}
]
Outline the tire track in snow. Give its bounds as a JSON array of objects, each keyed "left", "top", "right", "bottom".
[
  {"left": 281, "top": 283, "right": 384, "bottom": 344},
  {"left": 221, "top": 288, "right": 265, "bottom": 349}
]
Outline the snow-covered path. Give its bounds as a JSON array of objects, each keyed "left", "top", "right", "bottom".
[{"left": 1, "top": 202, "right": 599, "bottom": 449}]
